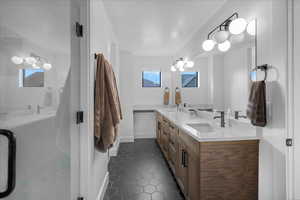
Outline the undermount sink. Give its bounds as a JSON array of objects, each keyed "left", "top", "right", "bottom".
[{"left": 187, "top": 123, "right": 214, "bottom": 132}]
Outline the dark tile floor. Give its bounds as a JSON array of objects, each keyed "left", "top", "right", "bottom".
[{"left": 104, "top": 139, "right": 184, "bottom": 200}]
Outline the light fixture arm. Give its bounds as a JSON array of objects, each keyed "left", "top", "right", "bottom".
[{"left": 207, "top": 12, "right": 239, "bottom": 39}]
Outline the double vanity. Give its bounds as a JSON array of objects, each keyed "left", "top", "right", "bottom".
[{"left": 156, "top": 108, "right": 259, "bottom": 200}]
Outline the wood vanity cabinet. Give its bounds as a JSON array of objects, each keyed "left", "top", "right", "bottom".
[
  {"left": 156, "top": 113, "right": 259, "bottom": 200},
  {"left": 176, "top": 140, "right": 188, "bottom": 194},
  {"left": 156, "top": 112, "right": 163, "bottom": 147}
]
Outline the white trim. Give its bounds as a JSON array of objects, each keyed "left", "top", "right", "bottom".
[
  {"left": 134, "top": 133, "right": 156, "bottom": 139},
  {"left": 109, "top": 139, "right": 120, "bottom": 157},
  {"left": 120, "top": 136, "right": 135, "bottom": 143},
  {"left": 286, "top": 0, "right": 295, "bottom": 199},
  {"left": 79, "top": 0, "right": 92, "bottom": 199},
  {"left": 96, "top": 172, "right": 109, "bottom": 200}
]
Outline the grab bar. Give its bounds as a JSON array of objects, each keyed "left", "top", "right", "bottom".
[{"left": 0, "top": 129, "right": 16, "bottom": 198}]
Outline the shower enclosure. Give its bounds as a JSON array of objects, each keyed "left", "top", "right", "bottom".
[{"left": 0, "top": 0, "right": 81, "bottom": 199}]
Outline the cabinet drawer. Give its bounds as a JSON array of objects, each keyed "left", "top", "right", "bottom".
[{"left": 179, "top": 130, "right": 199, "bottom": 155}]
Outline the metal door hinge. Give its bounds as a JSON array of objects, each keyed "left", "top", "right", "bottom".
[
  {"left": 76, "top": 22, "right": 83, "bottom": 37},
  {"left": 286, "top": 138, "right": 293, "bottom": 147},
  {"left": 76, "top": 111, "right": 84, "bottom": 124},
  {"left": 77, "top": 197, "right": 85, "bottom": 200}
]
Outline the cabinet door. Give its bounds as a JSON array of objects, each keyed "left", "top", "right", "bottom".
[
  {"left": 161, "top": 126, "right": 169, "bottom": 160},
  {"left": 156, "top": 120, "right": 162, "bottom": 146},
  {"left": 176, "top": 142, "right": 188, "bottom": 195},
  {"left": 187, "top": 150, "right": 200, "bottom": 200}
]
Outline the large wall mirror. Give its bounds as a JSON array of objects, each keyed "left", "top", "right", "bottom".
[{"left": 204, "top": 19, "right": 257, "bottom": 118}]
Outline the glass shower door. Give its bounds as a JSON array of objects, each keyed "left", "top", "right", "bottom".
[{"left": 0, "top": 0, "right": 80, "bottom": 199}]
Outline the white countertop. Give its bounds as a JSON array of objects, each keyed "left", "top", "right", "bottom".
[
  {"left": 156, "top": 108, "right": 259, "bottom": 142},
  {"left": 0, "top": 109, "right": 56, "bottom": 129},
  {"left": 133, "top": 104, "right": 175, "bottom": 112}
]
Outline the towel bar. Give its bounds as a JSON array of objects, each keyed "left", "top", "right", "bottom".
[{"left": 252, "top": 64, "right": 269, "bottom": 81}]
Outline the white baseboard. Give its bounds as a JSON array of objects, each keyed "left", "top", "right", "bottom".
[
  {"left": 120, "top": 136, "right": 134, "bottom": 143},
  {"left": 134, "top": 134, "right": 156, "bottom": 139},
  {"left": 109, "top": 139, "right": 120, "bottom": 157},
  {"left": 96, "top": 172, "right": 109, "bottom": 200}
]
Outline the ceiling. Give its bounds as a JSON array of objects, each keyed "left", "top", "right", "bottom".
[{"left": 103, "top": 0, "right": 226, "bottom": 56}]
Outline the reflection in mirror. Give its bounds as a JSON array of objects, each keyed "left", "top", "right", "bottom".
[
  {"left": 205, "top": 19, "right": 257, "bottom": 119},
  {"left": 20, "top": 69, "right": 45, "bottom": 88},
  {"left": 0, "top": 0, "right": 71, "bottom": 124}
]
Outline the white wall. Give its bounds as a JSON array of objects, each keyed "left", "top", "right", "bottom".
[
  {"left": 89, "top": 0, "right": 120, "bottom": 199},
  {"left": 177, "top": 0, "right": 287, "bottom": 199},
  {"left": 118, "top": 51, "right": 214, "bottom": 139},
  {"left": 119, "top": 54, "right": 174, "bottom": 140}
]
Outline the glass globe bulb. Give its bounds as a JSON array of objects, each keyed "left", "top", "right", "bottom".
[
  {"left": 11, "top": 56, "right": 23, "bottom": 65},
  {"left": 229, "top": 18, "right": 247, "bottom": 35},
  {"left": 43, "top": 63, "right": 52, "bottom": 70},
  {"left": 247, "top": 20, "right": 256, "bottom": 36},
  {"left": 202, "top": 39, "right": 215, "bottom": 51},
  {"left": 186, "top": 61, "right": 194, "bottom": 68},
  {"left": 25, "top": 57, "right": 37, "bottom": 65},
  {"left": 177, "top": 60, "right": 184, "bottom": 69},
  {"left": 213, "top": 30, "right": 230, "bottom": 43},
  {"left": 32, "top": 63, "right": 40, "bottom": 69},
  {"left": 179, "top": 67, "right": 184, "bottom": 72},
  {"left": 218, "top": 40, "right": 231, "bottom": 52},
  {"left": 171, "top": 65, "right": 177, "bottom": 72}
]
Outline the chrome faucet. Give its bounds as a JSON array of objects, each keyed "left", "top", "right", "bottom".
[
  {"left": 234, "top": 111, "right": 247, "bottom": 120},
  {"left": 213, "top": 111, "right": 225, "bottom": 128},
  {"left": 37, "top": 105, "right": 41, "bottom": 114},
  {"left": 188, "top": 109, "right": 197, "bottom": 116}
]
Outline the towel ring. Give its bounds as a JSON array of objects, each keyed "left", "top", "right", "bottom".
[{"left": 252, "top": 64, "right": 269, "bottom": 81}]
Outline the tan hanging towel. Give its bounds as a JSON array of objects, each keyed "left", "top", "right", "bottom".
[
  {"left": 163, "top": 87, "right": 170, "bottom": 105},
  {"left": 175, "top": 87, "right": 182, "bottom": 105},
  {"left": 94, "top": 53, "right": 122, "bottom": 152},
  {"left": 246, "top": 81, "right": 266, "bottom": 127}
]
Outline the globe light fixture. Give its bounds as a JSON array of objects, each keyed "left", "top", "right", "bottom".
[
  {"left": 25, "top": 57, "right": 37, "bottom": 65},
  {"left": 202, "top": 39, "right": 216, "bottom": 51},
  {"left": 32, "top": 63, "right": 40, "bottom": 69},
  {"left": 43, "top": 63, "right": 52, "bottom": 70},
  {"left": 229, "top": 18, "right": 247, "bottom": 35},
  {"left": 11, "top": 56, "right": 23, "bottom": 65},
  {"left": 170, "top": 65, "right": 177, "bottom": 72},
  {"left": 186, "top": 61, "right": 194, "bottom": 68},
  {"left": 213, "top": 30, "right": 230, "bottom": 43},
  {"left": 218, "top": 40, "right": 231, "bottom": 52}
]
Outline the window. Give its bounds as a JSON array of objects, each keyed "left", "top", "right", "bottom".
[
  {"left": 142, "top": 71, "right": 161, "bottom": 88},
  {"left": 19, "top": 69, "right": 44, "bottom": 87},
  {"left": 181, "top": 72, "right": 199, "bottom": 88}
]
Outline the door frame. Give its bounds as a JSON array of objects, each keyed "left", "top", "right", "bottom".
[
  {"left": 79, "top": 0, "right": 93, "bottom": 199},
  {"left": 286, "top": 0, "right": 295, "bottom": 199}
]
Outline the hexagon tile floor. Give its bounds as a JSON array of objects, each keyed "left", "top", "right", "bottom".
[{"left": 104, "top": 139, "right": 184, "bottom": 200}]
